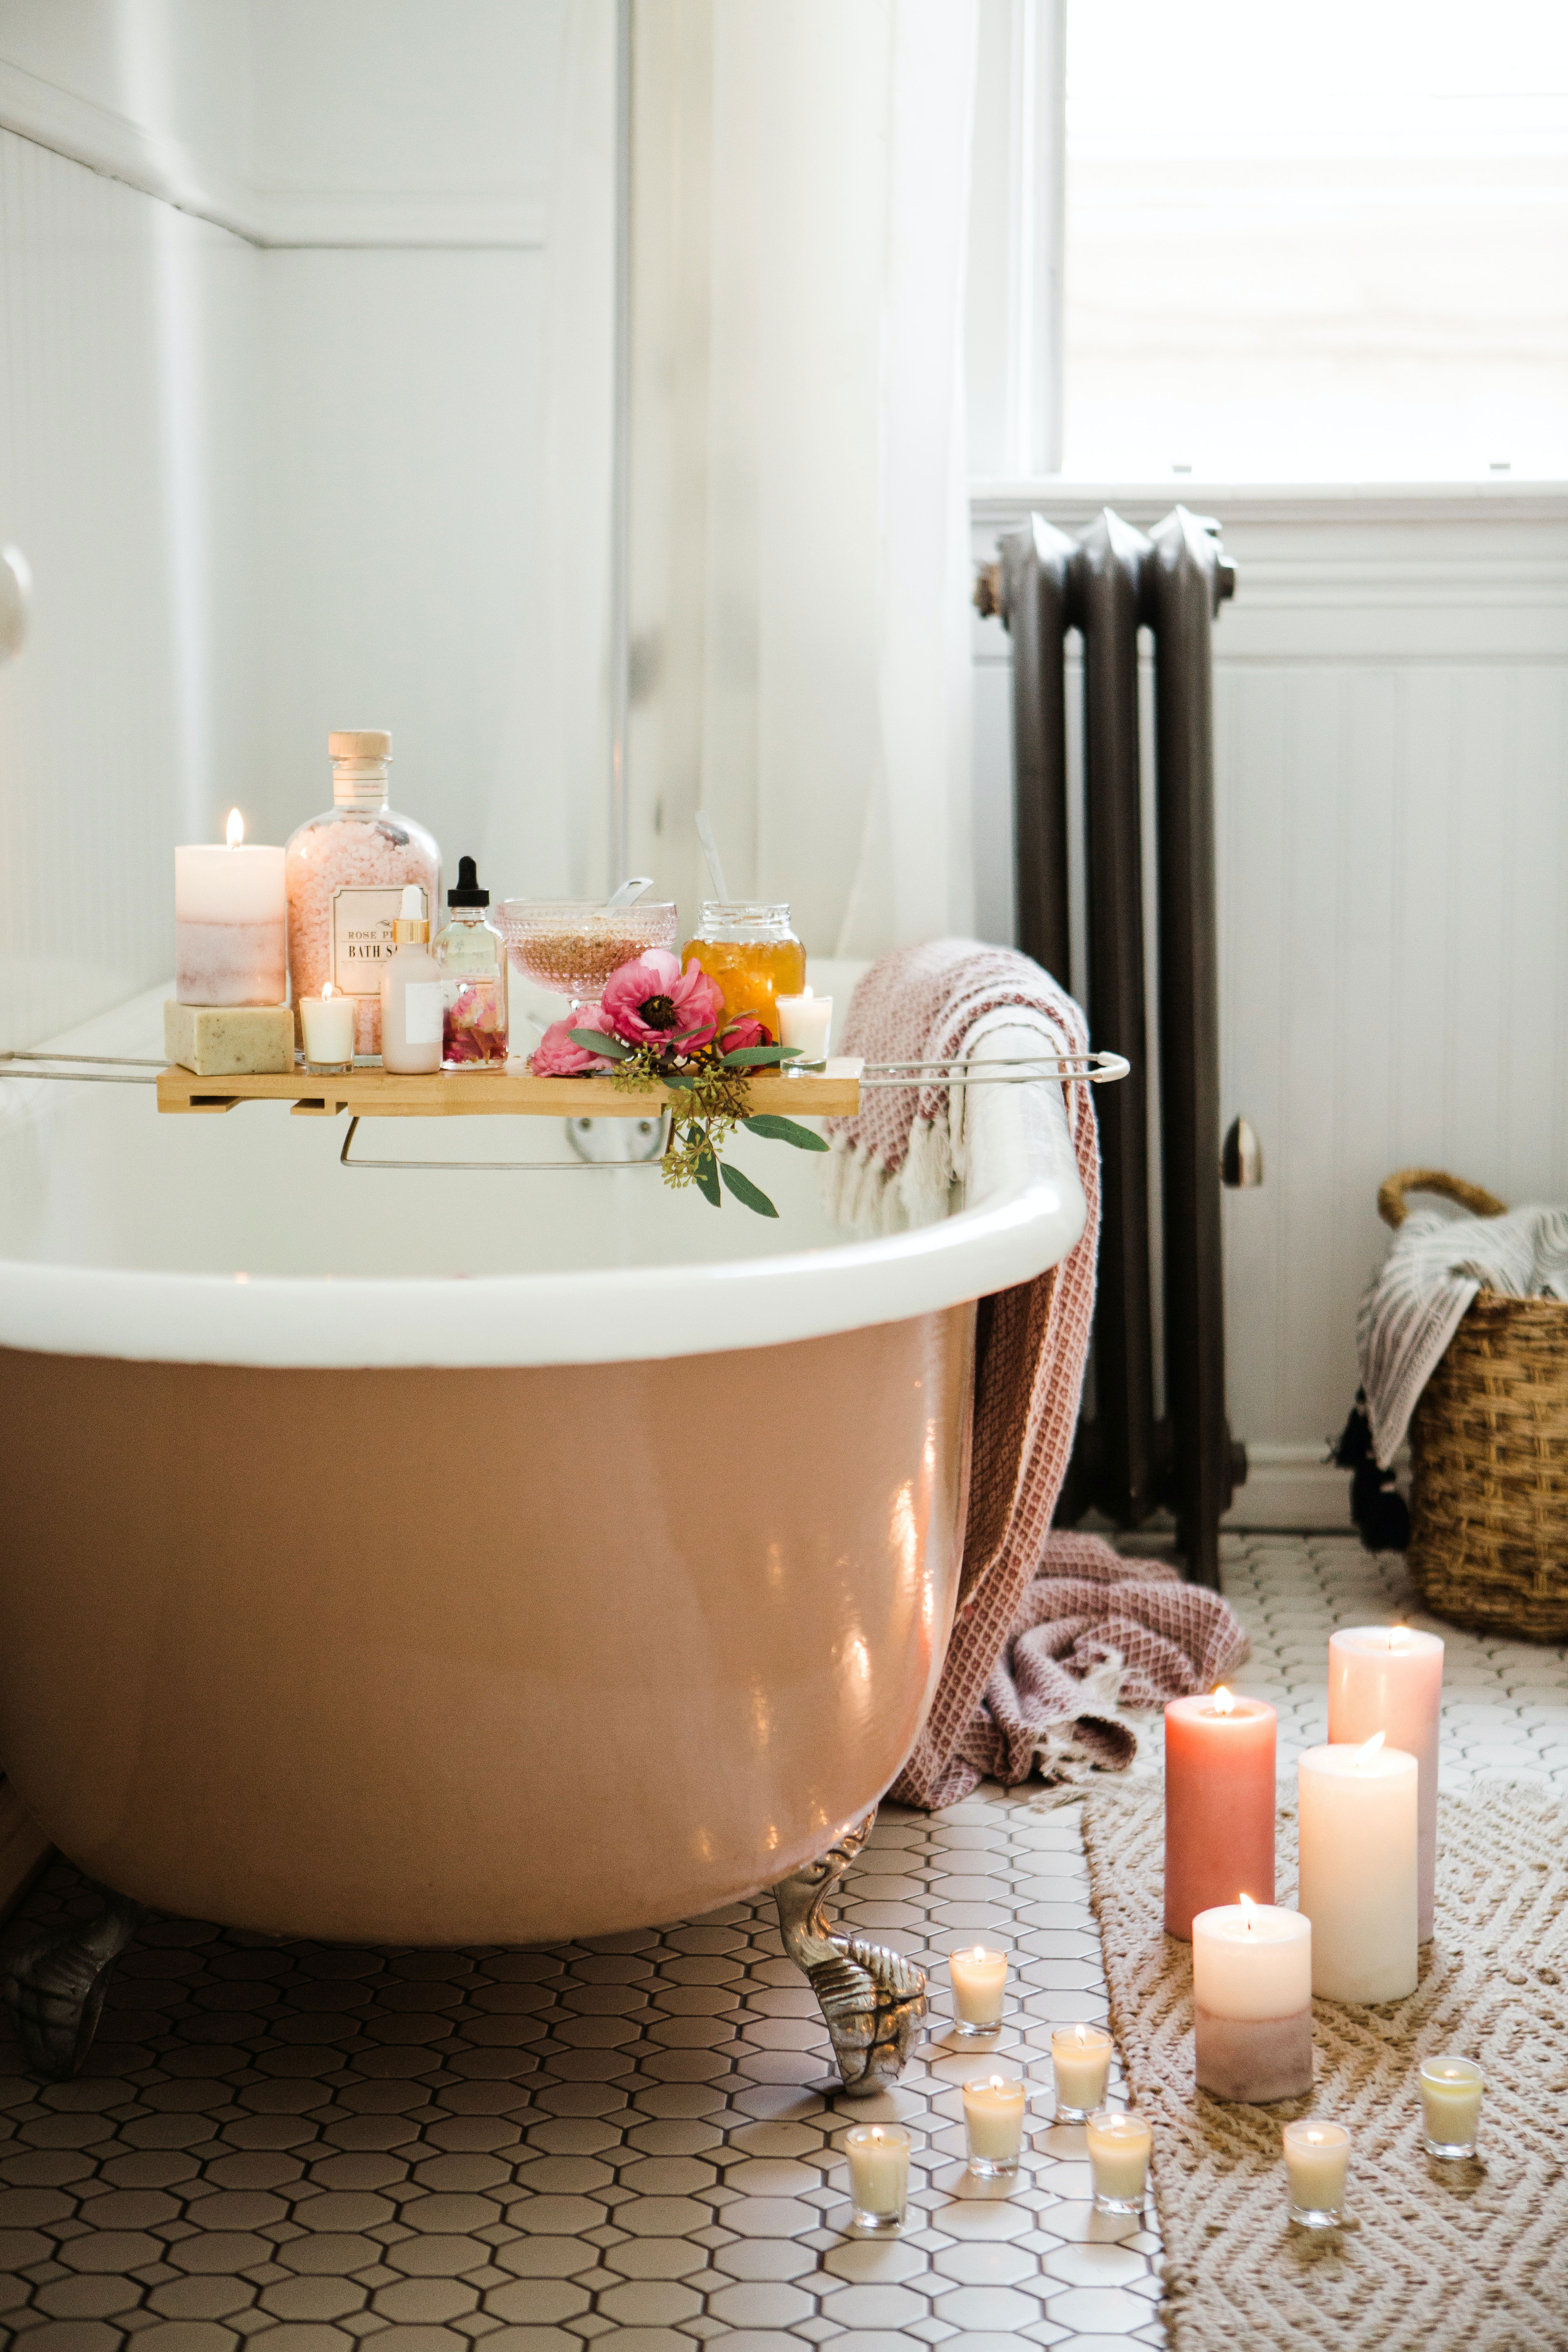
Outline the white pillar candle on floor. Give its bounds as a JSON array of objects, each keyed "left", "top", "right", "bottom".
[
  {"left": 1298, "top": 1736, "right": 1419, "bottom": 2002},
  {"left": 1328, "top": 1625, "right": 1443, "bottom": 1942},
  {"left": 1419, "top": 2056, "right": 1484, "bottom": 2156},
  {"left": 1191, "top": 1898, "right": 1313, "bottom": 2101},
  {"left": 1282, "top": 2119, "right": 1350, "bottom": 2225},
  {"left": 776, "top": 987, "right": 832, "bottom": 1062},
  {"left": 844, "top": 2123, "right": 910, "bottom": 2230},
  {"left": 948, "top": 1945, "right": 1008, "bottom": 2033},
  {"left": 1050, "top": 2022, "right": 1113, "bottom": 2118},
  {"left": 1086, "top": 2110, "right": 1152, "bottom": 2212},
  {"left": 299, "top": 985, "right": 356, "bottom": 1069},
  {"left": 962, "top": 2074, "right": 1027, "bottom": 2175},
  {"left": 176, "top": 812, "right": 287, "bottom": 1006}
]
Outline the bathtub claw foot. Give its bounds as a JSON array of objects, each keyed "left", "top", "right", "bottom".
[
  {"left": 2, "top": 1886, "right": 147, "bottom": 2081},
  {"left": 773, "top": 1811, "right": 927, "bottom": 2097}
]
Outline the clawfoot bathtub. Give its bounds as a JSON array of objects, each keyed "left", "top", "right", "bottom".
[{"left": 0, "top": 985, "right": 1085, "bottom": 2080}]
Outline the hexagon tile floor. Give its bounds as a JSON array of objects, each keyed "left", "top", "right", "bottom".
[{"left": 2, "top": 1534, "right": 1564, "bottom": 2352}]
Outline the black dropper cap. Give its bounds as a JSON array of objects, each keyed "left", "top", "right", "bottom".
[{"left": 448, "top": 855, "right": 489, "bottom": 909}]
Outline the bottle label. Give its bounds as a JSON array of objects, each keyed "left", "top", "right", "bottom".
[
  {"left": 402, "top": 981, "right": 445, "bottom": 1046},
  {"left": 330, "top": 885, "right": 425, "bottom": 995}
]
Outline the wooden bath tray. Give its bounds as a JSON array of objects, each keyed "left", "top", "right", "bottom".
[{"left": 156, "top": 1058, "right": 864, "bottom": 1120}]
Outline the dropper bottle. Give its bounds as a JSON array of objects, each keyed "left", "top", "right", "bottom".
[
  {"left": 379, "top": 884, "right": 443, "bottom": 1074},
  {"left": 434, "top": 855, "right": 508, "bottom": 1067}
]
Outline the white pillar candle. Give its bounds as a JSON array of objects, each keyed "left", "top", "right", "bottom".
[
  {"left": 948, "top": 1945, "right": 1008, "bottom": 2034},
  {"left": 1282, "top": 2118, "right": 1350, "bottom": 2226},
  {"left": 844, "top": 2122, "right": 910, "bottom": 2233},
  {"left": 1191, "top": 1898, "right": 1313, "bottom": 2103},
  {"left": 1050, "top": 2022, "right": 1113, "bottom": 2119},
  {"left": 1298, "top": 1736, "right": 1419, "bottom": 2002},
  {"left": 962, "top": 2074, "right": 1027, "bottom": 2176},
  {"left": 776, "top": 987, "right": 832, "bottom": 1063},
  {"left": 299, "top": 984, "right": 357, "bottom": 1069},
  {"left": 176, "top": 812, "right": 287, "bottom": 1006},
  {"left": 1086, "top": 2110, "right": 1151, "bottom": 2213},
  {"left": 1328, "top": 1625, "right": 1443, "bottom": 1942},
  {"left": 1419, "top": 2056, "right": 1484, "bottom": 2158}
]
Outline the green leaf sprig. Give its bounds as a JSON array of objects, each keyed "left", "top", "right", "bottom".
[{"left": 565, "top": 1025, "right": 829, "bottom": 1216}]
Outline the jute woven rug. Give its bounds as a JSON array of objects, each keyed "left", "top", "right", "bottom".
[{"left": 1078, "top": 1782, "right": 1568, "bottom": 2352}]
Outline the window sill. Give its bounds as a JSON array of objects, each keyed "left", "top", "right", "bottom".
[{"left": 969, "top": 477, "right": 1568, "bottom": 527}]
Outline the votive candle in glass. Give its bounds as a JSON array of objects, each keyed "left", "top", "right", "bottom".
[
  {"left": 1050, "top": 2022, "right": 1113, "bottom": 2121},
  {"left": 1419, "top": 2056, "right": 1484, "bottom": 2158},
  {"left": 948, "top": 1945, "right": 1008, "bottom": 2036},
  {"left": 1283, "top": 2118, "right": 1350, "bottom": 2227},
  {"left": 776, "top": 988, "right": 832, "bottom": 1065},
  {"left": 844, "top": 2122, "right": 910, "bottom": 2234},
  {"left": 1086, "top": 2109, "right": 1151, "bottom": 2216},
  {"left": 962, "top": 2074, "right": 1027, "bottom": 2179},
  {"left": 299, "top": 985, "right": 356, "bottom": 1072}
]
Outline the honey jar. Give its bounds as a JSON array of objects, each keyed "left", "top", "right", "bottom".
[{"left": 681, "top": 902, "right": 806, "bottom": 1042}]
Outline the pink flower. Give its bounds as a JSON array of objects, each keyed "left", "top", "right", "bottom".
[
  {"left": 719, "top": 1015, "right": 773, "bottom": 1054},
  {"left": 601, "top": 951, "right": 723, "bottom": 1054},
  {"left": 531, "top": 1005, "right": 617, "bottom": 1076}
]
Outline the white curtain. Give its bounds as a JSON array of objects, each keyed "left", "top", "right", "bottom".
[{"left": 626, "top": 0, "right": 979, "bottom": 959}]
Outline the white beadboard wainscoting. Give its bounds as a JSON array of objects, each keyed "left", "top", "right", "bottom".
[{"left": 971, "top": 483, "right": 1568, "bottom": 1529}]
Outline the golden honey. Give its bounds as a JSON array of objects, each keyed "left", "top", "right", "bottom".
[{"left": 682, "top": 902, "right": 805, "bottom": 1041}]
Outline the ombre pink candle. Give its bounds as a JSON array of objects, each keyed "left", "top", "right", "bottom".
[
  {"left": 1164, "top": 1688, "right": 1276, "bottom": 1940},
  {"left": 1328, "top": 1625, "right": 1443, "bottom": 1942}
]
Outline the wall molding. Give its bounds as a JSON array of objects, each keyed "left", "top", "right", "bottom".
[
  {"left": 1224, "top": 1448, "right": 1353, "bottom": 1535},
  {"left": 0, "top": 57, "right": 546, "bottom": 248}
]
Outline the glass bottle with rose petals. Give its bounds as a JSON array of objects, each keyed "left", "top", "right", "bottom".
[{"left": 434, "top": 856, "right": 508, "bottom": 1067}]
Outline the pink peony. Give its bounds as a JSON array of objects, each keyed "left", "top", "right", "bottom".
[
  {"left": 719, "top": 1015, "right": 773, "bottom": 1054},
  {"left": 531, "top": 1005, "right": 617, "bottom": 1076},
  {"left": 601, "top": 950, "right": 723, "bottom": 1054}
]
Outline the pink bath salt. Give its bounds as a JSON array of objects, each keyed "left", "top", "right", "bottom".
[{"left": 286, "top": 812, "right": 440, "bottom": 1057}]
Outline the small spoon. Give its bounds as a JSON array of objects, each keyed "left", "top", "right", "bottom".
[{"left": 604, "top": 875, "right": 655, "bottom": 913}]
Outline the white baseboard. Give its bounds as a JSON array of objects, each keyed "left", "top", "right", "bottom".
[{"left": 1225, "top": 1445, "right": 1352, "bottom": 1533}]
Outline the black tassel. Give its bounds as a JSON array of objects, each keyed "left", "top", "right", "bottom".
[{"left": 1331, "top": 1389, "right": 1410, "bottom": 1553}]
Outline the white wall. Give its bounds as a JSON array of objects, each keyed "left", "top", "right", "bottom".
[
  {"left": 0, "top": 0, "right": 615, "bottom": 1054},
  {"left": 0, "top": 124, "right": 261, "bottom": 1053},
  {"left": 971, "top": 484, "right": 1568, "bottom": 1526}
]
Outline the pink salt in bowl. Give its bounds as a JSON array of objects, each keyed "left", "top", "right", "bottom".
[{"left": 498, "top": 899, "right": 679, "bottom": 1004}]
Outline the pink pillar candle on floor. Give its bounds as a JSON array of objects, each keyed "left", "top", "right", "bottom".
[
  {"left": 1163, "top": 1688, "right": 1276, "bottom": 1939},
  {"left": 175, "top": 814, "right": 287, "bottom": 1006},
  {"left": 1328, "top": 1625, "right": 1443, "bottom": 1942},
  {"left": 1191, "top": 1897, "right": 1313, "bottom": 2102}
]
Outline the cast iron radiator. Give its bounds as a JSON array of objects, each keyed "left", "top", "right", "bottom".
[{"left": 978, "top": 506, "right": 1243, "bottom": 1588}]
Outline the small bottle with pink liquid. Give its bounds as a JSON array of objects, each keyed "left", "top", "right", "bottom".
[
  {"left": 434, "top": 857, "right": 508, "bottom": 1067},
  {"left": 285, "top": 730, "right": 441, "bottom": 1057}
]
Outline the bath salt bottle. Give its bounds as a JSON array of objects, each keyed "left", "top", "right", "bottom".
[
  {"left": 434, "top": 856, "right": 508, "bottom": 1067},
  {"left": 285, "top": 730, "right": 441, "bottom": 1056}
]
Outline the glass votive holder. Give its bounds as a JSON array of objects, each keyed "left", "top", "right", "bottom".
[
  {"left": 962, "top": 2073, "right": 1028, "bottom": 2180},
  {"left": 1282, "top": 2118, "right": 1350, "bottom": 2227},
  {"left": 1086, "top": 2107, "right": 1152, "bottom": 2216},
  {"left": 947, "top": 1944, "right": 1008, "bottom": 2037},
  {"left": 1419, "top": 2056, "right": 1484, "bottom": 2159},
  {"left": 1050, "top": 2022, "right": 1114, "bottom": 2122},
  {"left": 299, "top": 990, "right": 356, "bottom": 1075},
  {"left": 843, "top": 2123, "right": 911, "bottom": 2235}
]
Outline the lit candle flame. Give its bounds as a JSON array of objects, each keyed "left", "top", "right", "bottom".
[
  {"left": 972, "top": 1945, "right": 987, "bottom": 1961},
  {"left": 1074, "top": 2022, "right": 1088, "bottom": 2046},
  {"left": 1212, "top": 1686, "right": 1235, "bottom": 1717},
  {"left": 1389, "top": 1626, "right": 1408, "bottom": 1649},
  {"left": 802, "top": 984, "right": 813, "bottom": 1000},
  {"left": 870, "top": 2127, "right": 883, "bottom": 2145},
  {"left": 988, "top": 2075, "right": 1006, "bottom": 2091},
  {"left": 225, "top": 807, "right": 244, "bottom": 848},
  {"left": 1239, "top": 1892, "right": 1257, "bottom": 1931},
  {"left": 1356, "top": 1731, "right": 1386, "bottom": 1768},
  {"left": 322, "top": 980, "right": 334, "bottom": 999}
]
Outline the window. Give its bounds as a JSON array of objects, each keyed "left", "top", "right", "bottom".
[{"left": 1056, "top": 0, "right": 1568, "bottom": 479}]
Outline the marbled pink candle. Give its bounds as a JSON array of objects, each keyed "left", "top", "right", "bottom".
[
  {"left": 175, "top": 839, "right": 286, "bottom": 1005},
  {"left": 1328, "top": 1626, "right": 1443, "bottom": 1941}
]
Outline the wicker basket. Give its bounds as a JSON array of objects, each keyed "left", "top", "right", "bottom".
[{"left": 1380, "top": 1168, "right": 1568, "bottom": 1643}]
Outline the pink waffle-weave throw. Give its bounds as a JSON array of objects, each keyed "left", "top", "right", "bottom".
[{"left": 826, "top": 942, "right": 1247, "bottom": 1809}]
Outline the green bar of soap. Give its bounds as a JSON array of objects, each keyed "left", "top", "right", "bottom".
[{"left": 164, "top": 1000, "right": 295, "bottom": 1077}]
